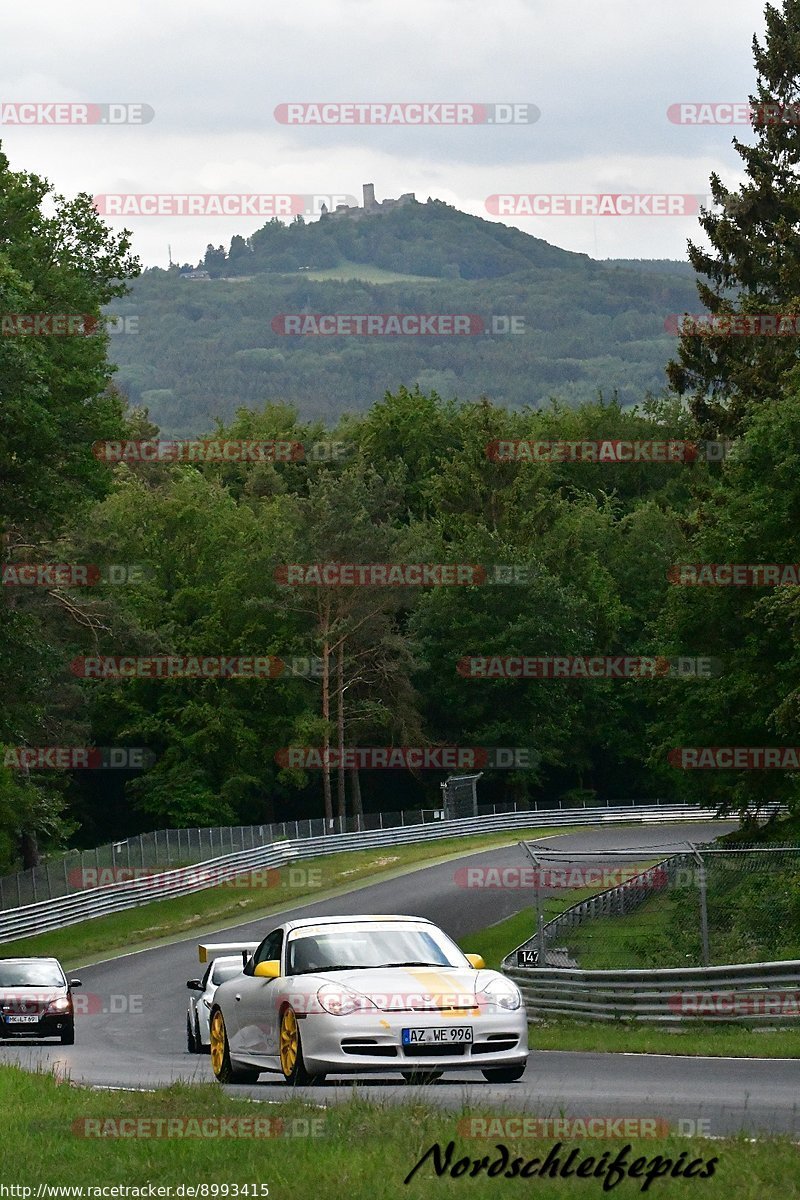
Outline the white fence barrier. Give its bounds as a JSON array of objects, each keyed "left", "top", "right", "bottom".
[{"left": 0, "top": 803, "right": 726, "bottom": 944}]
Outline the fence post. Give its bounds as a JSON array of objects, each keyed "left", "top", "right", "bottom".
[{"left": 689, "top": 843, "right": 711, "bottom": 966}]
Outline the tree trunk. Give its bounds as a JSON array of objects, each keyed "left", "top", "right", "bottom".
[
  {"left": 336, "top": 639, "right": 346, "bottom": 822},
  {"left": 20, "top": 829, "right": 39, "bottom": 870},
  {"left": 321, "top": 601, "right": 333, "bottom": 827},
  {"left": 350, "top": 767, "right": 363, "bottom": 825}
]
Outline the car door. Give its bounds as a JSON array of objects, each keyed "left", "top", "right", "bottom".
[{"left": 228, "top": 929, "right": 284, "bottom": 1058}]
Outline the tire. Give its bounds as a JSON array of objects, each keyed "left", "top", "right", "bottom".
[
  {"left": 196, "top": 1014, "right": 209, "bottom": 1054},
  {"left": 401, "top": 1070, "right": 443, "bottom": 1085},
  {"left": 187, "top": 1013, "right": 199, "bottom": 1054},
  {"left": 279, "top": 1008, "right": 322, "bottom": 1085},
  {"left": 60, "top": 1024, "right": 75, "bottom": 1046},
  {"left": 481, "top": 1064, "right": 526, "bottom": 1083},
  {"left": 209, "top": 1009, "right": 260, "bottom": 1084}
]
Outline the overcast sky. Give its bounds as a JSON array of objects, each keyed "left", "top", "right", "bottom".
[{"left": 0, "top": 0, "right": 769, "bottom": 267}]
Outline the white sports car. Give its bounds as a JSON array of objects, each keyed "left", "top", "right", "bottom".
[
  {"left": 202, "top": 913, "right": 528, "bottom": 1085},
  {"left": 186, "top": 953, "right": 253, "bottom": 1053}
]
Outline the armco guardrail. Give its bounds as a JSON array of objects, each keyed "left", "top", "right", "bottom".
[
  {"left": 0, "top": 802, "right": 725, "bottom": 944},
  {"left": 503, "top": 960, "right": 800, "bottom": 1023},
  {"left": 0, "top": 842, "right": 294, "bottom": 944},
  {"left": 0, "top": 797, "right": 690, "bottom": 910}
]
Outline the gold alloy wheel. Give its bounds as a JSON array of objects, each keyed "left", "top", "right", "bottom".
[
  {"left": 280, "top": 1008, "right": 299, "bottom": 1078},
  {"left": 210, "top": 1010, "right": 226, "bottom": 1076}
]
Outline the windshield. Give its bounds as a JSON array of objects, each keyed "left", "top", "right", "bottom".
[
  {"left": 210, "top": 962, "right": 243, "bottom": 986},
  {"left": 0, "top": 961, "right": 65, "bottom": 988},
  {"left": 286, "top": 925, "right": 467, "bottom": 975}
]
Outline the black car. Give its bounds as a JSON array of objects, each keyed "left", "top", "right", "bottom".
[{"left": 0, "top": 957, "right": 81, "bottom": 1045}]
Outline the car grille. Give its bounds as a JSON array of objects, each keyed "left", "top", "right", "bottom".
[
  {"left": 401, "top": 1043, "right": 469, "bottom": 1058},
  {"left": 471, "top": 1035, "right": 520, "bottom": 1055},
  {"left": 341, "top": 1039, "right": 398, "bottom": 1057}
]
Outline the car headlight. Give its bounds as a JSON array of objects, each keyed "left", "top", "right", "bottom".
[
  {"left": 476, "top": 976, "right": 522, "bottom": 1011},
  {"left": 316, "top": 983, "right": 377, "bottom": 1016},
  {"left": 45, "top": 997, "right": 72, "bottom": 1015}
]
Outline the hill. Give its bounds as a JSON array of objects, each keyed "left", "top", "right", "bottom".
[{"left": 106, "top": 201, "right": 701, "bottom": 436}]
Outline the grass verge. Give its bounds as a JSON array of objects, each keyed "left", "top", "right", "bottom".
[
  {"left": 527, "top": 1019, "right": 800, "bottom": 1058},
  {"left": 0, "top": 1065, "right": 796, "bottom": 1197},
  {"left": 281, "top": 261, "right": 441, "bottom": 283},
  {"left": 1, "top": 825, "right": 582, "bottom": 969}
]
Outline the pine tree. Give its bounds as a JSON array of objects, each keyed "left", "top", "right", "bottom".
[{"left": 667, "top": 0, "right": 800, "bottom": 437}]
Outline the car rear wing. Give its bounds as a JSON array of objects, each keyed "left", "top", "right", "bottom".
[{"left": 198, "top": 941, "right": 259, "bottom": 966}]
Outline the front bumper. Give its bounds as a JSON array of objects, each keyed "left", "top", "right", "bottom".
[
  {"left": 0, "top": 1015, "right": 72, "bottom": 1039},
  {"left": 297, "top": 1007, "right": 528, "bottom": 1075}
]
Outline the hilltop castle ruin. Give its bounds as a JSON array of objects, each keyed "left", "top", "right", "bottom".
[{"left": 322, "top": 183, "right": 416, "bottom": 220}]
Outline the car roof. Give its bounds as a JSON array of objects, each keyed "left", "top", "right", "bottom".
[
  {"left": 207, "top": 955, "right": 244, "bottom": 968},
  {"left": 0, "top": 957, "right": 61, "bottom": 964},
  {"left": 282, "top": 914, "right": 435, "bottom": 934}
]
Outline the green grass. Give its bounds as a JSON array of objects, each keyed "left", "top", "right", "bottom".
[
  {"left": 528, "top": 1019, "right": 800, "bottom": 1058},
  {"left": 456, "top": 866, "right": 657, "bottom": 972},
  {"left": 0, "top": 825, "right": 582, "bottom": 970},
  {"left": 563, "top": 889, "right": 682, "bottom": 969},
  {"left": 1, "top": 1065, "right": 797, "bottom": 1197},
  {"left": 282, "top": 261, "right": 441, "bottom": 283}
]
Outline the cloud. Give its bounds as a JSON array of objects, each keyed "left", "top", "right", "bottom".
[{"left": 0, "top": 0, "right": 767, "bottom": 263}]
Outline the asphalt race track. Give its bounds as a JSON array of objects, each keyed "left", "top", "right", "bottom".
[{"left": 3, "top": 821, "right": 799, "bottom": 1137}]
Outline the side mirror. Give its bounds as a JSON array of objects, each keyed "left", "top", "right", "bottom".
[
  {"left": 253, "top": 960, "right": 281, "bottom": 980},
  {"left": 186, "top": 979, "right": 203, "bottom": 991},
  {"left": 465, "top": 954, "right": 485, "bottom": 970},
  {"left": 69, "top": 979, "right": 82, "bottom": 988}
]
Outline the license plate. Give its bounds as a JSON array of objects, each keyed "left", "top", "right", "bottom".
[
  {"left": 402, "top": 1026, "right": 473, "bottom": 1045},
  {"left": 5, "top": 1015, "right": 39, "bottom": 1024}
]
